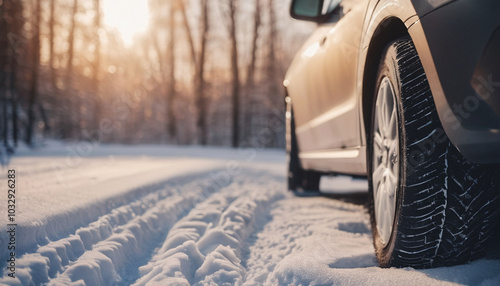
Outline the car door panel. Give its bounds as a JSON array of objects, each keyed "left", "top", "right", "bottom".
[{"left": 290, "top": 0, "right": 368, "bottom": 152}]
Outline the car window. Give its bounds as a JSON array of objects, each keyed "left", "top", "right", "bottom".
[{"left": 322, "top": 0, "right": 342, "bottom": 14}]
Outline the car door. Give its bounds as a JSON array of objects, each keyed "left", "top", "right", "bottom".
[{"left": 294, "top": 0, "right": 368, "bottom": 152}]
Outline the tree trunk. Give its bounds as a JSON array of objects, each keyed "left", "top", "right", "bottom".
[
  {"left": 0, "top": 1, "right": 7, "bottom": 150},
  {"left": 244, "top": 0, "right": 262, "bottom": 141},
  {"left": 67, "top": 0, "right": 77, "bottom": 86},
  {"left": 63, "top": 0, "right": 78, "bottom": 139},
  {"left": 49, "top": 0, "right": 56, "bottom": 88},
  {"left": 179, "top": 0, "right": 209, "bottom": 145},
  {"left": 247, "top": 0, "right": 261, "bottom": 87},
  {"left": 2, "top": 95, "right": 7, "bottom": 150},
  {"left": 196, "top": 0, "right": 209, "bottom": 145},
  {"left": 4, "top": 0, "right": 23, "bottom": 147},
  {"left": 268, "top": 0, "right": 277, "bottom": 90},
  {"left": 26, "top": 0, "right": 41, "bottom": 145},
  {"left": 92, "top": 0, "right": 101, "bottom": 131},
  {"left": 10, "top": 40, "right": 19, "bottom": 146},
  {"left": 228, "top": 1, "right": 240, "bottom": 148},
  {"left": 267, "top": 0, "right": 279, "bottom": 148},
  {"left": 178, "top": 0, "right": 197, "bottom": 70},
  {"left": 167, "top": 1, "right": 177, "bottom": 141}
]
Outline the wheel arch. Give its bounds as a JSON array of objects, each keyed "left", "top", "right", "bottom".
[{"left": 361, "top": 17, "right": 409, "bottom": 141}]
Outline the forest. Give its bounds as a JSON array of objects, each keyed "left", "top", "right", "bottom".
[{"left": 0, "top": 0, "right": 313, "bottom": 158}]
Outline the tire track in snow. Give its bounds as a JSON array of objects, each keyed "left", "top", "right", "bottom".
[
  {"left": 0, "top": 158, "right": 221, "bottom": 262},
  {"left": 0, "top": 169, "right": 285, "bottom": 285},
  {"left": 132, "top": 173, "right": 285, "bottom": 286},
  {"left": 0, "top": 170, "right": 234, "bottom": 285}
]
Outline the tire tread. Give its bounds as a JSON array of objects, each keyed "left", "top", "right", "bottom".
[{"left": 371, "top": 38, "right": 500, "bottom": 268}]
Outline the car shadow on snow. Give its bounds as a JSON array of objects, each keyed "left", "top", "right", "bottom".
[
  {"left": 328, "top": 254, "right": 378, "bottom": 269},
  {"left": 292, "top": 190, "right": 369, "bottom": 206},
  {"left": 320, "top": 191, "right": 369, "bottom": 206}
]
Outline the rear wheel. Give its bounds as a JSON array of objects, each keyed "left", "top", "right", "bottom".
[
  {"left": 368, "top": 37, "right": 500, "bottom": 268},
  {"left": 286, "top": 97, "right": 322, "bottom": 192}
]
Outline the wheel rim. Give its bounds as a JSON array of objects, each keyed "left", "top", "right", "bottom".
[{"left": 373, "top": 77, "right": 399, "bottom": 247}]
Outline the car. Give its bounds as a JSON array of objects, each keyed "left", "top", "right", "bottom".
[{"left": 284, "top": 0, "right": 500, "bottom": 268}]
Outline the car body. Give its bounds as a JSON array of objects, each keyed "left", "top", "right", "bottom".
[
  {"left": 285, "top": 0, "right": 500, "bottom": 175},
  {"left": 285, "top": 0, "right": 500, "bottom": 268}
]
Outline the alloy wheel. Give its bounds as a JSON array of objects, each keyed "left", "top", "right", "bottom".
[{"left": 372, "top": 76, "right": 399, "bottom": 246}]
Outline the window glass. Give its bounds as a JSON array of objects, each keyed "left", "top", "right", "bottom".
[
  {"left": 293, "top": 0, "right": 322, "bottom": 17},
  {"left": 322, "top": 0, "right": 342, "bottom": 14}
]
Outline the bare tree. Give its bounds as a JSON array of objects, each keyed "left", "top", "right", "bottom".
[
  {"left": 149, "top": 0, "right": 179, "bottom": 142},
  {"left": 196, "top": 0, "right": 209, "bottom": 145},
  {"left": 218, "top": 0, "right": 241, "bottom": 147},
  {"left": 150, "top": 2, "right": 165, "bottom": 84},
  {"left": 7, "top": 0, "right": 23, "bottom": 147},
  {"left": 267, "top": 0, "right": 277, "bottom": 90},
  {"left": 179, "top": 0, "right": 210, "bottom": 145},
  {"left": 26, "top": 0, "right": 41, "bottom": 145},
  {"left": 179, "top": 0, "right": 196, "bottom": 68},
  {"left": 92, "top": 0, "right": 101, "bottom": 130},
  {"left": 266, "top": 0, "right": 282, "bottom": 148},
  {"left": 166, "top": 0, "right": 177, "bottom": 140},
  {"left": 244, "top": 0, "right": 262, "bottom": 140},
  {"left": 227, "top": 0, "right": 240, "bottom": 148},
  {"left": 66, "top": 0, "right": 78, "bottom": 89},
  {"left": 62, "top": 0, "right": 78, "bottom": 138},
  {"left": 0, "top": 0, "right": 8, "bottom": 151},
  {"left": 0, "top": 0, "right": 300, "bottom": 148},
  {"left": 247, "top": 0, "right": 261, "bottom": 87},
  {"left": 49, "top": 0, "right": 56, "bottom": 88}
]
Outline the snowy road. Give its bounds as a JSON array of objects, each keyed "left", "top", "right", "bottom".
[{"left": 1, "top": 143, "right": 499, "bottom": 285}]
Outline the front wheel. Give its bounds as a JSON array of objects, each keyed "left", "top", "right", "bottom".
[{"left": 368, "top": 37, "right": 500, "bottom": 268}]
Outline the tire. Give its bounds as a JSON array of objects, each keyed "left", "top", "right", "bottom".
[
  {"left": 368, "top": 37, "right": 500, "bottom": 268},
  {"left": 286, "top": 96, "right": 321, "bottom": 192}
]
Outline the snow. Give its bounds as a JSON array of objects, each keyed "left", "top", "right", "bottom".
[{"left": 1, "top": 142, "right": 499, "bottom": 285}]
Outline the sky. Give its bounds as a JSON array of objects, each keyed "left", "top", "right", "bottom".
[{"left": 101, "top": 0, "right": 150, "bottom": 46}]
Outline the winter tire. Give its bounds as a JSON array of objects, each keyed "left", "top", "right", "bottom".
[{"left": 368, "top": 37, "right": 500, "bottom": 268}]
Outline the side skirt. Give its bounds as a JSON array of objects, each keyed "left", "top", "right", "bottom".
[{"left": 299, "top": 146, "right": 367, "bottom": 176}]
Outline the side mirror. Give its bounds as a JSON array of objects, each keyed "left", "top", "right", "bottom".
[{"left": 290, "top": 0, "right": 341, "bottom": 22}]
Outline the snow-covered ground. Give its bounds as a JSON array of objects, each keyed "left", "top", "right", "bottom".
[{"left": 1, "top": 142, "right": 499, "bottom": 285}]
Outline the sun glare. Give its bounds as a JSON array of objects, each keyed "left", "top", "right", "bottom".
[{"left": 101, "top": 0, "right": 150, "bottom": 46}]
